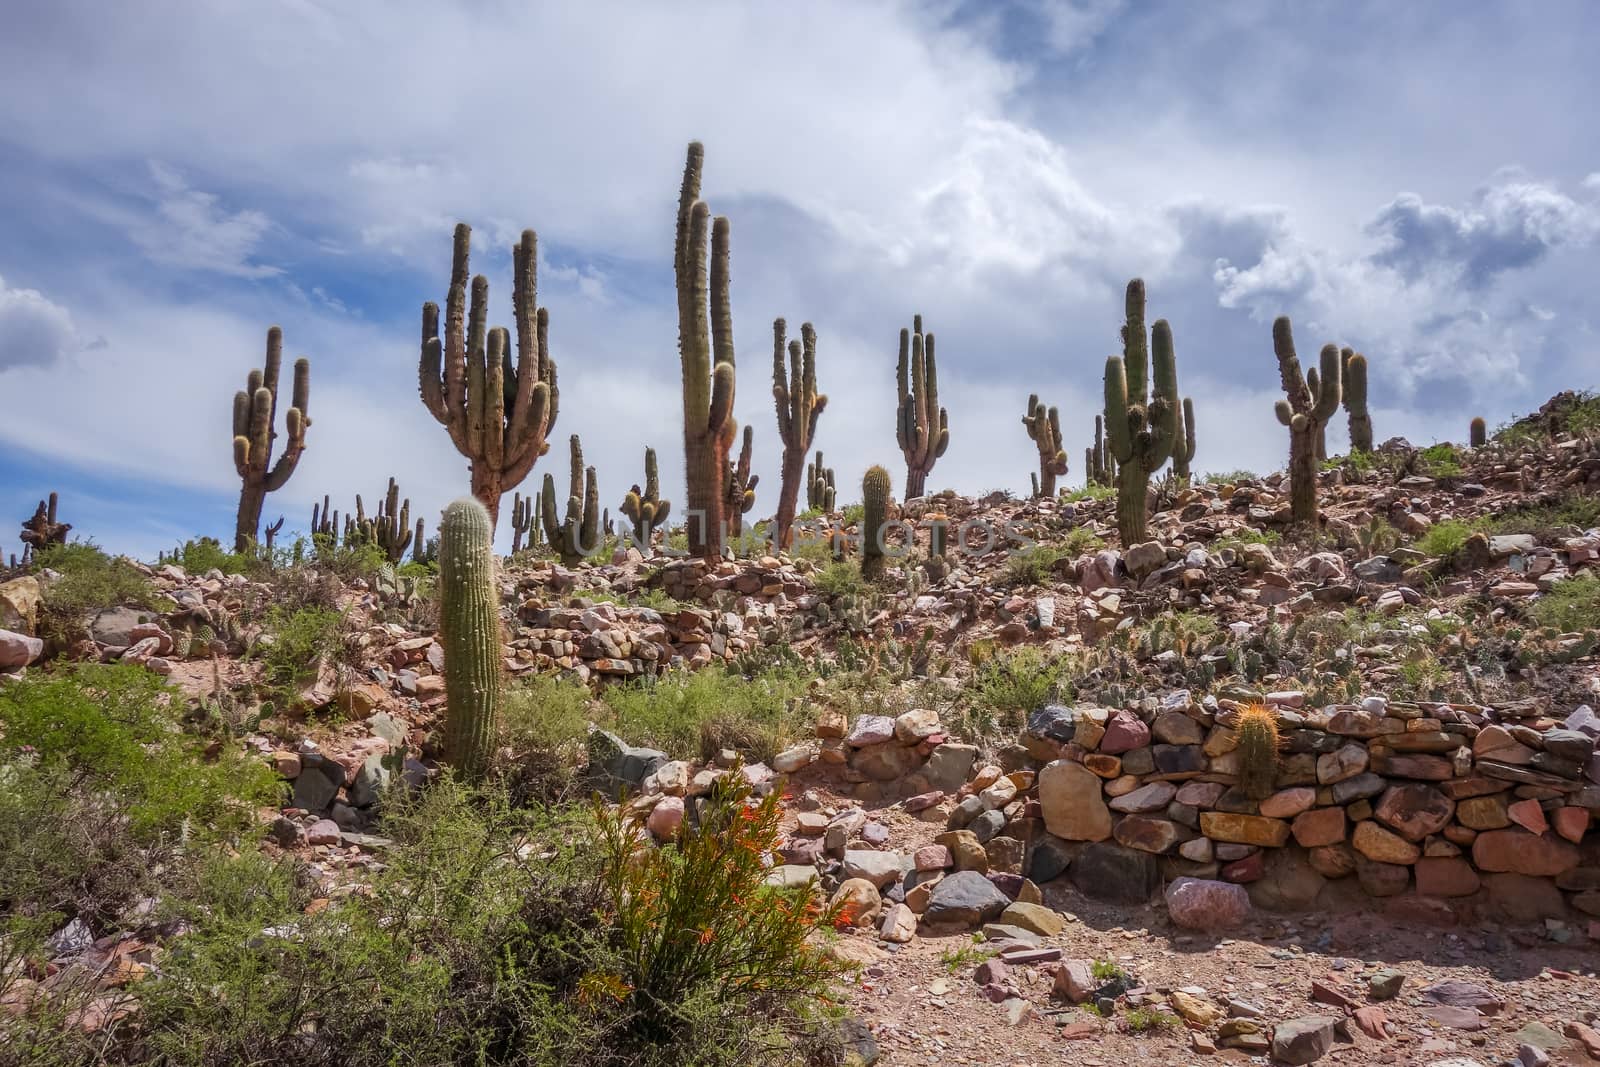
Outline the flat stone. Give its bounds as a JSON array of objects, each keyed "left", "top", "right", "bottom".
[{"left": 1200, "top": 812, "right": 1291, "bottom": 847}]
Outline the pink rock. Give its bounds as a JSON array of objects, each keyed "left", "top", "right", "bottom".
[
  {"left": 0, "top": 628, "right": 45, "bottom": 669},
  {"left": 1165, "top": 876, "right": 1252, "bottom": 930},
  {"left": 914, "top": 844, "right": 952, "bottom": 871},
  {"left": 1259, "top": 787, "right": 1316, "bottom": 819},
  {"left": 305, "top": 819, "right": 341, "bottom": 846},
  {"left": 1220, "top": 851, "right": 1265, "bottom": 883},
  {"left": 128, "top": 622, "right": 173, "bottom": 654},
  {"left": 1553, "top": 806, "right": 1590, "bottom": 844},
  {"left": 1507, "top": 798, "right": 1548, "bottom": 835},
  {"left": 647, "top": 796, "right": 685, "bottom": 839},
  {"left": 1099, "top": 710, "right": 1150, "bottom": 755}
]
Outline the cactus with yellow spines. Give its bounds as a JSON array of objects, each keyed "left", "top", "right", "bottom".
[
  {"left": 232, "top": 326, "right": 310, "bottom": 552},
  {"left": 418, "top": 224, "right": 557, "bottom": 529},
  {"left": 1272, "top": 316, "right": 1342, "bottom": 525},
  {"left": 1470, "top": 416, "right": 1487, "bottom": 448},
  {"left": 675, "top": 142, "right": 739, "bottom": 560},
  {"left": 1342, "top": 347, "right": 1373, "bottom": 454},
  {"left": 896, "top": 314, "right": 948, "bottom": 499},
  {"left": 620, "top": 446, "right": 672, "bottom": 546},
  {"left": 772, "top": 317, "right": 827, "bottom": 549},
  {"left": 723, "top": 424, "right": 758, "bottom": 540},
  {"left": 1103, "top": 280, "right": 1182, "bottom": 544},
  {"left": 437, "top": 497, "right": 502, "bottom": 781},
  {"left": 861, "top": 465, "right": 892, "bottom": 580},
  {"left": 1022, "top": 394, "right": 1068, "bottom": 498},
  {"left": 1236, "top": 704, "right": 1281, "bottom": 800},
  {"left": 807, "top": 450, "right": 836, "bottom": 512},
  {"left": 540, "top": 434, "right": 599, "bottom": 567}
]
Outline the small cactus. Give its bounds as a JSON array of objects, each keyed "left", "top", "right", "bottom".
[
  {"left": 926, "top": 511, "right": 950, "bottom": 561},
  {"left": 1272, "top": 317, "right": 1341, "bottom": 525},
  {"left": 1470, "top": 416, "right": 1487, "bottom": 448},
  {"left": 861, "top": 465, "right": 892, "bottom": 579},
  {"left": 352, "top": 478, "right": 413, "bottom": 563},
  {"left": 1342, "top": 348, "right": 1373, "bottom": 454},
  {"left": 540, "top": 434, "right": 599, "bottom": 566},
  {"left": 232, "top": 327, "right": 310, "bottom": 552},
  {"left": 437, "top": 497, "right": 502, "bottom": 781},
  {"left": 620, "top": 446, "right": 672, "bottom": 548},
  {"left": 807, "top": 450, "right": 836, "bottom": 512},
  {"left": 896, "top": 315, "right": 949, "bottom": 499},
  {"left": 1022, "top": 394, "right": 1068, "bottom": 498},
  {"left": 1236, "top": 704, "right": 1281, "bottom": 800},
  {"left": 723, "top": 424, "right": 758, "bottom": 541}
]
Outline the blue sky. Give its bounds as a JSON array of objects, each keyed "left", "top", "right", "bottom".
[{"left": 2, "top": 0, "right": 1597, "bottom": 559}]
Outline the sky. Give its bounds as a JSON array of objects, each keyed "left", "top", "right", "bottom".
[{"left": 1, "top": 0, "right": 1597, "bottom": 560}]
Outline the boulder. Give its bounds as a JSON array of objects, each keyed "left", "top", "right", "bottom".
[
  {"left": 1038, "top": 759, "right": 1111, "bottom": 841},
  {"left": 924, "top": 870, "right": 1011, "bottom": 927},
  {"left": 1271, "top": 1016, "right": 1337, "bottom": 1066},
  {"left": 1165, "top": 876, "right": 1252, "bottom": 931},
  {"left": 1374, "top": 784, "right": 1455, "bottom": 842},
  {"left": 0, "top": 628, "right": 44, "bottom": 670},
  {"left": 1199, "top": 812, "right": 1291, "bottom": 847},
  {"left": 1068, "top": 842, "right": 1161, "bottom": 904},
  {"left": 1471, "top": 830, "right": 1580, "bottom": 877}
]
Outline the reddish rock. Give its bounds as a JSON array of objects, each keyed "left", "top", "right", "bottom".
[
  {"left": 1291, "top": 806, "right": 1347, "bottom": 848},
  {"left": 1259, "top": 787, "right": 1316, "bottom": 819},
  {"left": 1414, "top": 856, "right": 1481, "bottom": 897},
  {"left": 1220, "top": 851, "right": 1265, "bottom": 883},
  {"left": 1353, "top": 821, "right": 1421, "bottom": 865},
  {"left": 1165, "top": 876, "right": 1252, "bottom": 931},
  {"left": 1099, "top": 711, "right": 1151, "bottom": 755},
  {"left": 1553, "top": 806, "right": 1590, "bottom": 843},
  {"left": 1309, "top": 844, "right": 1358, "bottom": 878},
  {"left": 1373, "top": 783, "right": 1455, "bottom": 842},
  {"left": 1507, "top": 798, "right": 1548, "bottom": 835},
  {"left": 1353, "top": 1005, "right": 1391, "bottom": 1040},
  {"left": 647, "top": 797, "right": 685, "bottom": 839},
  {"left": 1471, "top": 829, "right": 1581, "bottom": 877}
]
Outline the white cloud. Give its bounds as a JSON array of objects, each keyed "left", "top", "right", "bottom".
[
  {"left": 127, "top": 162, "right": 280, "bottom": 277},
  {"left": 0, "top": 275, "right": 78, "bottom": 371}
]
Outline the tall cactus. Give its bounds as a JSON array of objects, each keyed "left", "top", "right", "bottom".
[
  {"left": 412, "top": 517, "right": 432, "bottom": 565},
  {"left": 723, "top": 424, "right": 758, "bottom": 540},
  {"left": 418, "top": 224, "right": 558, "bottom": 529},
  {"left": 509, "top": 491, "right": 535, "bottom": 553},
  {"left": 361, "top": 478, "right": 413, "bottom": 563},
  {"left": 540, "top": 434, "right": 599, "bottom": 566},
  {"left": 861, "top": 465, "right": 892, "bottom": 580},
  {"left": 1470, "top": 416, "right": 1487, "bottom": 448},
  {"left": 1022, "top": 394, "right": 1068, "bottom": 498},
  {"left": 19, "top": 491, "right": 71, "bottom": 549},
  {"left": 232, "top": 326, "right": 310, "bottom": 552},
  {"left": 675, "top": 142, "right": 738, "bottom": 561},
  {"left": 620, "top": 446, "right": 672, "bottom": 547},
  {"left": 437, "top": 497, "right": 502, "bottom": 781},
  {"left": 1272, "top": 317, "right": 1342, "bottom": 525},
  {"left": 771, "top": 318, "right": 827, "bottom": 549},
  {"left": 1103, "top": 280, "right": 1181, "bottom": 544},
  {"left": 1171, "top": 397, "right": 1197, "bottom": 481},
  {"left": 1342, "top": 348, "right": 1373, "bottom": 454},
  {"left": 807, "top": 450, "right": 836, "bottom": 512},
  {"left": 896, "top": 314, "right": 949, "bottom": 499},
  {"left": 1087, "top": 414, "right": 1118, "bottom": 487}
]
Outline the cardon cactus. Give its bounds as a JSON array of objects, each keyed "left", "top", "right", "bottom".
[
  {"left": 896, "top": 314, "right": 948, "bottom": 499},
  {"left": 771, "top": 318, "right": 827, "bottom": 549},
  {"left": 1236, "top": 704, "right": 1281, "bottom": 800},
  {"left": 1171, "top": 397, "right": 1197, "bottom": 482},
  {"left": 1022, "top": 394, "right": 1068, "bottom": 498},
  {"left": 232, "top": 327, "right": 310, "bottom": 552},
  {"left": 861, "top": 465, "right": 892, "bottom": 580},
  {"left": 1470, "top": 416, "right": 1487, "bottom": 448},
  {"left": 807, "top": 450, "right": 836, "bottom": 512},
  {"left": 1272, "top": 317, "right": 1342, "bottom": 525},
  {"left": 412, "top": 518, "right": 432, "bottom": 565},
  {"left": 437, "top": 497, "right": 502, "bottom": 781},
  {"left": 509, "top": 491, "right": 536, "bottom": 553},
  {"left": 19, "top": 491, "right": 71, "bottom": 549},
  {"left": 723, "top": 424, "right": 758, "bottom": 540},
  {"left": 1342, "top": 348, "right": 1373, "bottom": 454},
  {"left": 1087, "top": 414, "right": 1118, "bottom": 487},
  {"left": 360, "top": 478, "right": 413, "bottom": 563},
  {"left": 1103, "top": 279, "right": 1182, "bottom": 544},
  {"left": 418, "top": 224, "right": 557, "bottom": 528},
  {"left": 540, "top": 434, "right": 599, "bottom": 566},
  {"left": 675, "top": 142, "right": 739, "bottom": 561},
  {"left": 620, "top": 446, "right": 672, "bottom": 547},
  {"left": 311, "top": 495, "right": 340, "bottom": 545}
]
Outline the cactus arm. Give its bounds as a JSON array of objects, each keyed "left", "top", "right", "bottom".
[
  {"left": 1311, "top": 343, "right": 1342, "bottom": 422},
  {"left": 1104, "top": 356, "right": 1133, "bottom": 462},
  {"left": 802, "top": 324, "right": 825, "bottom": 436},
  {"left": 772, "top": 318, "right": 792, "bottom": 442},
  {"left": 540, "top": 473, "right": 561, "bottom": 547},
  {"left": 1123, "top": 279, "right": 1148, "bottom": 403},
  {"left": 1272, "top": 316, "right": 1309, "bottom": 411},
  {"left": 483, "top": 328, "right": 507, "bottom": 477},
  {"left": 419, "top": 302, "right": 447, "bottom": 422},
  {"left": 895, "top": 328, "right": 911, "bottom": 453},
  {"left": 442, "top": 224, "right": 472, "bottom": 439}
]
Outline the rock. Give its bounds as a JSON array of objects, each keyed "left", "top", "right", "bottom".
[
  {"left": 1109, "top": 781, "right": 1177, "bottom": 813},
  {"left": 923, "top": 743, "right": 979, "bottom": 792},
  {"left": 1053, "top": 959, "right": 1095, "bottom": 1003},
  {"left": 1153, "top": 709, "right": 1206, "bottom": 745},
  {"left": 305, "top": 818, "right": 342, "bottom": 846},
  {"left": 1355, "top": 857, "right": 1410, "bottom": 896},
  {"left": 1457, "top": 794, "right": 1511, "bottom": 830},
  {"left": 1292, "top": 806, "right": 1347, "bottom": 848},
  {"left": 772, "top": 743, "right": 816, "bottom": 773},
  {"left": 894, "top": 707, "right": 941, "bottom": 743},
  {"left": 1247, "top": 848, "right": 1327, "bottom": 911},
  {"left": 584, "top": 730, "right": 668, "bottom": 801},
  {"left": 1471, "top": 829, "right": 1580, "bottom": 876},
  {"left": 1113, "top": 814, "right": 1184, "bottom": 854},
  {"left": 1308, "top": 843, "right": 1359, "bottom": 878},
  {"left": 1038, "top": 759, "right": 1112, "bottom": 841},
  {"left": 1414, "top": 856, "right": 1481, "bottom": 897},
  {"left": 853, "top": 742, "right": 923, "bottom": 781},
  {"left": 1170, "top": 988, "right": 1223, "bottom": 1027},
  {"left": 0, "top": 577, "right": 41, "bottom": 634},
  {"left": 0, "top": 628, "right": 43, "bottom": 670},
  {"left": 924, "top": 870, "right": 1011, "bottom": 927},
  {"left": 1271, "top": 1016, "right": 1337, "bottom": 1065},
  {"left": 1199, "top": 812, "right": 1291, "bottom": 847},
  {"left": 829, "top": 879, "right": 883, "bottom": 928},
  {"left": 1259, "top": 787, "right": 1316, "bottom": 819},
  {"left": 998, "top": 901, "right": 1065, "bottom": 936},
  {"left": 1068, "top": 842, "right": 1161, "bottom": 904},
  {"left": 1368, "top": 969, "right": 1406, "bottom": 1001},
  {"left": 1124, "top": 541, "right": 1167, "bottom": 580},
  {"left": 1422, "top": 980, "right": 1504, "bottom": 1015},
  {"left": 935, "top": 830, "right": 989, "bottom": 872},
  {"left": 843, "top": 850, "right": 904, "bottom": 889},
  {"left": 1483, "top": 873, "right": 1567, "bottom": 921},
  {"left": 1099, "top": 710, "right": 1151, "bottom": 754},
  {"left": 89, "top": 605, "right": 156, "bottom": 647},
  {"left": 1374, "top": 784, "right": 1455, "bottom": 842},
  {"left": 913, "top": 844, "right": 951, "bottom": 871},
  {"left": 878, "top": 902, "right": 917, "bottom": 944},
  {"left": 646, "top": 796, "right": 685, "bottom": 839},
  {"left": 1165, "top": 876, "right": 1251, "bottom": 930},
  {"left": 1353, "top": 1005, "right": 1391, "bottom": 1040},
  {"left": 1026, "top": 834, "right": 1076, "bottom": 883},
  {"left": 1352, "top": 821, "right": 1421, "bottom": 865}
]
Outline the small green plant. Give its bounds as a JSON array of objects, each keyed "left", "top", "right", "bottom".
[
  {"left": 939, "top": 937, "right": 992, "bottom": 972},
  {"left": 1479, "top": 494, "right": 1600, "bottom": 537},
  {"left": 33, "top": 542, "right": 168, "bottom": 642},
  {"left": 1004, "top": 544, "right": 1067, "bottom": 587},
  {"left": 1530, "top": 573, "right": 1600, "bottom": 632},
  {"left": 1090, "top": 959, "right": 1127, "bottom": 983},
  {"left": 601, "top": 668, "right": 808, "bottom": 762},
  {"left": 1125, "top": 1007, "right": 1179, "bottom": 1033},
  {"left": 1063, "top": 483, "right": 1116, "bottom": 503},
  {"left": 254, "top": 606, "right": 348, "bottom": 702},
  {"left": 1416, "top": 519, "right": 1473, "bottom": 560},
  {"left": 816, "top": 559, "right": 866, "bottom": 599},
  {"left": 1201, "top": 469, "right": 1259, "bottom": 485},
  {"left": 1416, "top": 442, "right": 1464, "bottom": 477},
  {"left": 840, "top": 502, "right": 865, "bottom": 527},
  {"left": 310, "top": 531, "right": 388, "bottom": 580},
  {"left": 964, "top": 648, "right": 1072, "bottom": 733}
]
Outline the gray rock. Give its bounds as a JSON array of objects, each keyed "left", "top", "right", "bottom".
[
  {"left": 291, "top": 754, "right": 345, "bottom": 812},
  {"left": 1068, "top": 842, "right": 1161, "bottom": 904},
  {"left": 583, "top": 728, "right": 667, "bottom": 801},
  {"left": 924, "top": 870, "right": 1011, "bottom": 926},
  {"left": 923, "top": 743, "right": 979, "bottom": 793},
  {"left": 89, "top": 605, "right": 159, "bottom": 647},
  {"left": 1271, "top": 1016, "right": 1337, "bottom": 1065}
]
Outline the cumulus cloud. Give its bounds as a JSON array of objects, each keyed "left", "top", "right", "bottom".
[{"left": 0, "top": 275, "right": 78, "bottom": 371}]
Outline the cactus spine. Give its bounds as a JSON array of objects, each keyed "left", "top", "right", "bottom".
[
  {"left": 1103, "top": 280, "right": 1181, "bottom": 544},
  {"left": 419, "top": 224, "right": 558, "bottom": 528},
  {"left": 1087, "top": 414, "right": 1118, "bottom": 487},
  {"left": 1470, "top": 416, "right": 1487, "bottom": 448},
  {"left": 771, "top": 318, "right": 827, "bottom": 549},
  {"left": 675, "top": 142, "right": 738, "bottom": 561},
  {"left": 1022, "top": 394, "right": 1068, "bottom": 498},
  {"left": 723, "top": 424, "right": 758, "bottom": 540},
  {"left": 1342, "top": 348, "right": 1373, "bottom": 454},
  {"left": 540, "top": 435, "right": 599, "bottom": 567},
  {"left": 1171, "top": 397, "right": 1197, "bottom": 481},
  {"left": 620, "top": 446, "right": 672, "bottom": 547},
  {"left": 1272, "top": 317, "right": 1341, "bottom": 525},
  {"left": 807, "top": 450, "right": 836, "bottom": 512},
  {"left": 1236, "top": 704, "right": 1281, "bottom": 800},
  {"left": 896, "top": 314, "right": 948, "bottom": 499},
  {"left": 437, "top": 497, "right": 502, "bottom": 781},
  {"left": 232, "top": 326, "right": 310, "bottom": 552},
  {"left": 861, "top": 465, "right": 892, "bottom": 580}
]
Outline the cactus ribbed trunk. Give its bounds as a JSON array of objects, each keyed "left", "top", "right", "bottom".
[
  {"left": 861, "top": 465, "right": 891, "bottom": 580},
  {"left": 232, "top": 326, "right": 310, "bottom": 552},
  {"left": 772, "top": 319, "right": 826, "bottom": 550},
  {"left": 1102, "top": 279, "right": 1180, "bottom": 545},
  {"left": 1342, "top": 348, "right": 1373, "bottom": 454},
  {"left": 895, "top": 315, "right": 948, "bottom": 501},
  {"left": 1470, "top": 417, "right": 1487, "bottom": 448},
  {"left": 1115, "top": 455, "right": 1149, "bottom": 546},
  {"left": 1288, "top": 419, "right": 1319, "bottom": 526},
  {"left": 1272, "top": 317, "right": 1341, "bottom": 526},
  {"left": 438, "top": 498, "right": 502, "bottom": 781}
]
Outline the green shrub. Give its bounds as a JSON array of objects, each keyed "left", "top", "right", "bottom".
[
  {"left": 1003, "top": 543, "right": 1067, "bottom": 587},
  {"left": 499, "top": 674, "right": 596, "bottom": 805},
  {"left": 1530, "top": 573, "right": 1600, "bottom": 632},
  {"left": 816, "top": 559, "right": 866, "bottom": 598},
  {"left": 253, "top": 606, "right": 350, "bottom": 707},
  {"left": 1479, "top": 494, "right": 1600, "bottom": 537},
  {"left": 1125, "top": 1007, "right": 1179, "bottom": 1033},
  {"left": 601, "top": 668, "right": 807, "bottom": 762},
  {"left": 840, "top": 502, "right": 865, "bottom": 527},
  {"left": 1062, "top": 483, "right": 1116, "bottom": 502},
  {"left": 310, "top": 532, "right": 388, "bottom": 580},
  {"left": 1416, "top": 519, "right": 1473, "bottom": 559},
  {"left": 33, "top": 542, "right": 168, "bottom": 643},
  {"left": 1416, "top": 442, "right": 1464, "bottom": 477},
  {"left": 1201, "top": 469, "right": 1259, "bottom": 485}
]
